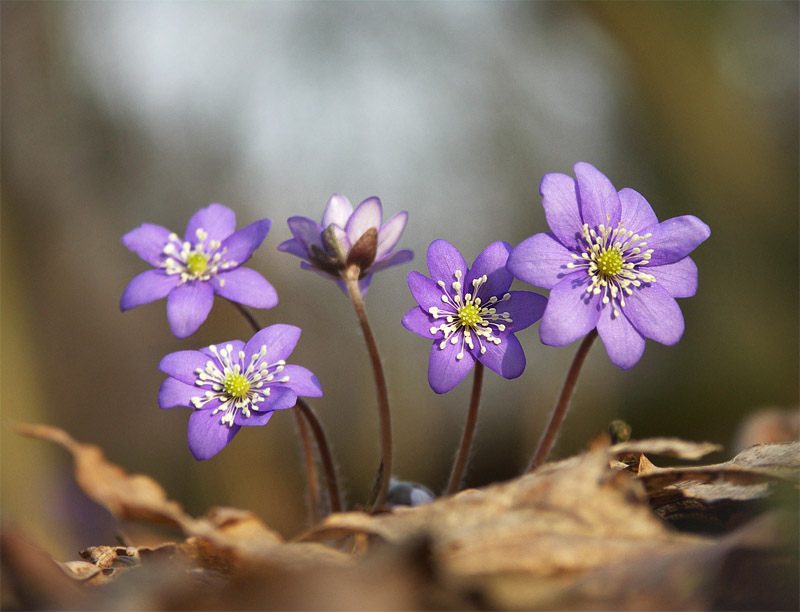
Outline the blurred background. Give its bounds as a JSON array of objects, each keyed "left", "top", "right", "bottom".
[{"left": 2, "top": 2, "right": 798, "bottom": 559}]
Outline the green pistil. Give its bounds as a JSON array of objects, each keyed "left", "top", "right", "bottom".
[
  {"left": 222, "top": 373, "right": 250, "bottom": 399},
  {"left": 595, "top": 248, "right": 623, "bottom": 278},
  {"left": 458, "top": 303, "right": 482, "bottom": 328},
  {"left": 186, "top": 252, "right": 209, "bottom": 276}
]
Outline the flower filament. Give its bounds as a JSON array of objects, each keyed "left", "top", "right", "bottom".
[
  {"left": 160, "top": 228, "right": 237, "bottom": 286},
  {"left": 567, "top": 222, "right": 656, "bottom": 317},
  {"left": 191, "top": 343, "right": 290, "bottom": 427},
  {"left": 428, "top": 270, "right": 512, "bottom": 360}
]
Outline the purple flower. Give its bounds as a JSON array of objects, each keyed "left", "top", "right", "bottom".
[
  {"left": 158, "top": 324, "right": 323, "bottom": 460},
  {"left": 402, "top": 240, "right": 547, "bottom": 394},
  {"left": 121, "top": 204, "right": 277, "bottom": 338},
  {"left": 278, "top": 194, "right": 413, "bottom": 296},
  {"left": 507, "top": 162, "right": 711, "bottom": 369}
]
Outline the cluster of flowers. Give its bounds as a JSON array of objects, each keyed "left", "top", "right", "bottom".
[{"left": 121, "top": 163, "right": 710, "bottom": 484}]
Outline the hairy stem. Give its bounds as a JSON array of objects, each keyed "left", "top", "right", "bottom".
[
  {"left": 342, "top": 266, "right": 392, "bottom": 511},
  {"left": 445, "top": 361, "right": 484, "bottom": 496},
  {"left": 526, "top": 329, "right": 598, "bottom": 473},
  {"left": 295, "top": 398, "right": 342, "bottom": 514},
  {"left": 293, "top": 407, "right": 321, "bottom": 523}
]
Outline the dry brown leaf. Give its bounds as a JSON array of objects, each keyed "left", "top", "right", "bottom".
[{"left": 609, "top": 437, "right": 723, "bottom": 460}]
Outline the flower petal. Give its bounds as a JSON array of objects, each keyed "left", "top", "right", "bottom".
[
  {"left": 503, "top": 291, "right": 548, "bottom": 332},
  {"left": 185, "top": 203, "right": 236, "bottom": 243},
  {"left": 426, "top": 240, "right": 467, "bottom": 287},
  {"left": 507, "top": 233, "right": 574, "bottom": 290},
  {"left": 238, "top": 386, "right": 297, "bottom": 426},
  {"left": 159, "top": 349, "right": 209, "bottom": 384},
  {"left": 375, "top": 211, "right": 408, "bottom": 259},
  {"left": 346, "top": 197, "right": 383, "bottom": 245},
  {"left": 428, "top": 339, "right": 475, "bottom": 394},
  {"left": 618, "top": 188, "right": 658, "bottom": 231},
  {"left": 574, "top": 162, "right": 621, "bottom": 229},
  {"left": 476, "top": 332, "right": 526, "bottom": 380},
  {"left": 322, "top": 194, "right": 354, "bottom": 228},
  {"left": 213, "top": 267, "right": 278, "bottom": 309},
  {"left": 540, "top": 172, "right": 582, "bottom": 247},
  {"left": 199, "top": 339, "right": 246, "bottom": 360},
  {"left": 643, "top": 215, "right": 711, "bottom": 266},
  {"left": 596, "top": 307, "right": 646, "bottom": 370},
  {"left": 369, "top": 249, "right": 414, "bottom": 273},
  {"left": 539, "top": 272, "right": 601, "bottom": 347},
  {"left": 402, "top": 306, "right": 436, "bottom": 338},
  {"left": 407, "top": 271, "right": 442, "bottom": 311},
  {"left": 166, "top": 281, "right": 215, "bottom": 338},
  {"left": 245, "top": 324, "right": 301, "bottom": 363},
  {"left": 158, "top": 377, "right": 201, "bottom": 409},
  {"left": 336, "top": 274, "right": 372, "bottom": 297},
  {"left": 280, "top": 365, "right": 323, "bottom": 398},
  {"left": 121, "top": 223, "right": 172, "bottom": 266},
  {"left": 277, "top": 237, "right": 309, "bottom": 260},
  {"left": 648, "top": 257, "right": 698, "bottom": 298},
  {"left": 623, "top": 283, "right": 684, "bottom": 346},
  {"left": 287, "top": 217, "right": 325, "bottom": 251},
  {"left": 187, "top": 409, "right": 240, "bottom": 460},
  {"left": 467, "top": 241, "right": 513, "bottom": 298},
  {"left": 220, "top": 219, "right": 271, "bottom": 265},
  {"left": 120, "top": 269, "right": 179, "bottom": 311}
]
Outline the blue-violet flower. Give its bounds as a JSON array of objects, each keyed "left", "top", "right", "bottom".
[
  {"left": 158, "top": 324, "right": 323, "bottom": 460},
  {"left": 121, "top": 203, "right": 277, "bottom": 338},
  {"left": 278, "top": 194, "right": 413, "bottom": 296},
  {"left": 402, "top": 240, "right": 547, "bottom": 394},
  {"left": 507, "top": 162, "right": 710, "bottom": 369}
]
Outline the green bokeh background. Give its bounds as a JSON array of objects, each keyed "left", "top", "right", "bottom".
[{"left": 2, "top": 1, "right": 797, "bottom": 559}]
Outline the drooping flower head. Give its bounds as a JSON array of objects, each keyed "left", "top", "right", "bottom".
[
  {"left": 507, "top": 162, "right": 711, "bottom": 369},
  {"left": 158, "top": 324, "right": 322, "bottom": 460},
  {"left": 121, "top": 204, "right": 277, "bottom": 338},
  {"left": 402, "top": 240, "right": 547, "bottom": 394},
  {"left": 278, "top": 194, "right": 413, "bottom": 296}
]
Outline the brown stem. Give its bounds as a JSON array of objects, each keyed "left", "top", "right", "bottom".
[
  {"left": 295, "top": 398, "right": 342, "bottom": 514},
  {"left": 444, "top": 361, "right": 484, "bottom": 496},
  {"left": 526, "top": 329, "right": 598, "bottom": 473},
  {"left": 341, "top": 266, "right": 392, "bottom": 511},
  {"left": 229, "top": 299, "right": 263, "bottom": 333},
  {"left": 293, "top": 408, "right": 321, "bottom": 523}
]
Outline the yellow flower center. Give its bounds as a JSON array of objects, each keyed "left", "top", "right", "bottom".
[
  {"left": 186, "top": 252, "right": 209, "bottom": 276},
  {"left": 595, "top": 248, "right": 623, "bottom": 278},
  {"left": 457, "top": 303, "right": 482, "bottom": 328},
  {"left": 222, "top": 373, "right": 250, "bottom": 399}
]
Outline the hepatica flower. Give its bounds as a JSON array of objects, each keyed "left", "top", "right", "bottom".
[
  {"left": 402, "top": 240, "right": 547, "bottom": 393},
  {"left": 507, "top": 162, "right": 710, "bottom": 369},
  {"left": 158, "top": 324, "right": 323, "bottom": 460},
  {"left": 121, "top": 204, "right": 277, "bottom": 338},
  {"left": 278, "top": 194, "right": 413, "bottom": 296}
]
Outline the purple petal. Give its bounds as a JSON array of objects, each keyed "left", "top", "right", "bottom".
[
  {"left": 185, "top": 203, "right": 236, "bottom": 243},
  {"left": 426, "top": 240, "right": 467, "bottom": 287},
  {"left": 648, "top": 257, "right": 698, "bottom": 298},
  {"left": 121, "top": 223, "right": 172, "bottom": 266},
  {"left": 407, "top": 271, "right": 442, "bottom": 311},
  {"left": 237, "top": 386, "right": 297, "bottom": 426},
  {"left": 503, "top": 291, "right": 548, "bottom": 332},
  {"left": 345, "top": 197, "right": 383, "bottom": 245},
  {"left": 212, "top": 267, "right": 278, "bottom": 309},
  {"left": 618, "top": 188, "right": 658, "bottom": 232},
  {"left": 159, "top": 350, "right": 210, "bottom": 385},
  {"left": 336, "top": 274, "right": 372, "bottom": 297},
  {"left": 244, "top": 324, "right": 301, "bottom": 363},
  {"left": 199, "top": 339, "right": 246, "bottom": 359},
  {"left": 159, "top": 377, "right": 201, "bottom": 409},
  {"left": 467, "top": 241, "right": 513, "bottom": 298},
  {"left": 539, "top": 272, "right": 601, "bottom": 347},
  {"left": 402, "top": 306, "right": 436, "bottom": 338},
  {"left": 166, "top": 281, "right": 215, "bottom": 338},
  {"left": 574, "top": 162, "right": 621, "bottom": 229},
  {"left": 303, "top": 261, "right": 338, "bottom": 280},
  {"left": 277, "top": 237, "right": 309, "bottom": 260},
  {"left": 325, "top": 223, "right": 352, "bottom": 254},
  {"left": 540, "top": 172, "right": 582, "bottom": 247},
  {"left": 280, "top": 365, "right": 323, "bottom": 398},
  {"left": 187, "top": 409, "right": 240, "bottom": 460},
  {"left": 428, "top": 339, "right": 475, "bottom": 394},
  {"left": 643, "top": 215, "right": 711, "bottom": 267},
  {"left": 507, "top": 233, "right": 574, "bottom": 290},
  {"left": 375, "top": 211, "right": 408, "bottom": 259},
  {"left": 596, "top": 307, "right": 646, "bottom": 370},
  {"left": 120, "top": 269, "right": 179, "bottom": 311},
  {"left": 322, "top": 194, "right": 354, "bottom": 228},
  {"left": 369, "top": 249, "right": 414, "bottom": 273},
  {"left": 623, "top": 283, "right": 684, "bottom": 346},
  {"left": 476, "top": 332, "right": 526, "bottom": 380},
  {"left": 287, "top": 217, "right": 325, "bottom": 251},
  {"left": 220, "top": 219, "right": 271, "bottom": 265}
]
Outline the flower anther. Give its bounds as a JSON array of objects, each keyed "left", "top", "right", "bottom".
[{"left": 161, "top": 229, "right": 237, "bottom": 287}]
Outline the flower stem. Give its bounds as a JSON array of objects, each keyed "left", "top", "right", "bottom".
[
  {"left": 444, "top": 361, "right": 484, "bottom": 496},
  {"left": 526, "top": 329, "right": 598, "bottom": 473},
  {"left": 295, "top": 398, "right": 342, "bottom": 514},
  {"left": 293, "top": 405, "right": 321, "bottom": 523},
  {"left": 341, "top": 266, "right": 392, "bottom": 512}
]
